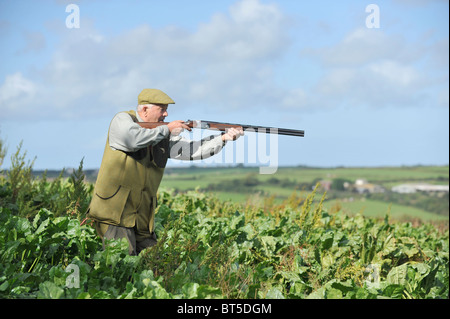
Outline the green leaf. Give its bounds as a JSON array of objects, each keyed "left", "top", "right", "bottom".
[
  {"left": 279, "top": 271, "right": 301, "bottom": 283},
  {"left": 259, "top": 236, "right": 277, "bottom": 255},
  {"left": 49, "top": 266, "right": 68, "bottom": 287},
  {"left": 386, "top": 264, "right": 408, "bottom": 285},
  {"left": 196, "top": 285, "right": 223, "bottom": 299},
  {"left": 90, "top": 290, "right": 112, "bottom": 299},
  {"left": 67, "top": 219, "right": 82, "bottom": 237},
  {"left": 254, "top": 264, "right": 273, "bottom": 280},
  {"left": 330, "top": 280, "right": 354, "bottom": 294},
  {"left": 34, "top": 218, "right": 50, "bottom": 235},
  {"left": 182, "top": 282, "right": 200, "bottom": 299},
  {"left": 265, "top": 287, "right": 285, "bottom": 299},
  {"left": 381, "top": 234, "right": 397, "bottom": 256},
  {"left": 321, "top": 232, "right": 334, "bottom": 250},
  {"left": 382, "top": 284, "right": 404, "bottom": 299},
  {"left": 307, "top": 287, "right": 325, "bottom": 299},
  {"left": 321, "top": 252, "right": 335, "bottom": 269},
  {"left": 0, "top": 281, "right": 9, "bottom": 292},
  {"left": 288, "top": 282, "right": 309, "bottom": 298},
  {"left": 325, "top": 287, "right": 343, "bottom": 299},
  {"left": 230, "top": 213, "right": 245, "bottom": 230},
  {"left": 37, "top": 281, "right": 65, "bottom": 299},
  {"left": 143, "top": 280, "right": 171, "bottom": 299}
]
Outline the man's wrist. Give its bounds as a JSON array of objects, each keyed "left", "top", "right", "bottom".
[{"left": 221, "top": 134, "right": 227, "bottom": 145}]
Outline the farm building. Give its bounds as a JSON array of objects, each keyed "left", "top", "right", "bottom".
[
  {"left": 391, "top": 183, "right": 449, "bottom": 194},
  {"left": 352, "top": 179, "right": 385, "bottom": 194}
]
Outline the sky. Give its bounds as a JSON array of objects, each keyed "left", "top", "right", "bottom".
[{"left": 0, "top": 0, "right": 448, "bottom": 172}]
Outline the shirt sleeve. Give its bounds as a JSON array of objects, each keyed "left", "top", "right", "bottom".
[
  {"left": 108, "top": 112, "right": 170, "bottom": 152},
  {"left": 169, "top": 134, "right": 226, "bottom": 160}
]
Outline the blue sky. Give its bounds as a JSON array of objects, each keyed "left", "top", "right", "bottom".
[{"left": 0, "top": 0, "right": 448, "bottom": 171}]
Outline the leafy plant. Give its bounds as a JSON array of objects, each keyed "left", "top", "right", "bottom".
[
  {"left": 0, "top": 139, "right": 448, "bottom": 299},
  {"left": 7, "top": 141, "right": 36, "bottom": 217}
]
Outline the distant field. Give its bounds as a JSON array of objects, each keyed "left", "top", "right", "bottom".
[
  {"left": 160, "top": 165, "right": 449, "bottom": 222},
  {"left": 166, "top": 189, "right": 447, "bottom": 222},
  {"left": 163, "top": 165, "right": 449, "bottom": 187},
  {"left": 323, "top": 198, "right": 448, "bottom": 222}
]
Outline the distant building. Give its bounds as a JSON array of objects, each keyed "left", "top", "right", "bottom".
[
  {"left": 319, "top": 180, "right": 332, "bottom": 191},
  {"left": 414, "top": 184, "right": 449, "bottom": 193},
  {"left": 355, "top": 179, "right": 368, "bottom": 186},
  {"left": 354, "top": 183, "right": 385, "bottom": 194},
  {"left": 350, "top": 178, "right": 385, "bottom": 194},
  {"left": 392, "top": 183, "right": 449, "bottom": 194},
  {"left": 391, "top": 184, "right": 416, "bottom": 194}
]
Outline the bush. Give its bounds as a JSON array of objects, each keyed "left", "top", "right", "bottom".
[{"left": 0, "top": 138, "right": 92, "bottom": 219}]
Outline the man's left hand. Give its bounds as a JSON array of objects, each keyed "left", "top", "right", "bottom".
[{"left": 222, "top": 127, "right": 244, "bottom": 142}]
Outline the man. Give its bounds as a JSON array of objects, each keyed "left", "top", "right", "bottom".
[{"left": 86, "top": 88, "right": 243, "bottom": 255}]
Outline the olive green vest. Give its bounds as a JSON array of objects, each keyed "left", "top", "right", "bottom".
[{"left": 87, "top": 110, "right": 169, "bottom": 232}]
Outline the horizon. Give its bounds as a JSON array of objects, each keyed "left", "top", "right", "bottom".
[{"left": 12, "top": 162, "right": 450, "bottom": 173}]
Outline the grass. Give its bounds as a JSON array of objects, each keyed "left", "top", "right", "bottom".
[
  {"left": 162, "top": 165, "right": 449, "bottom": 189},
  {"left": 208, "top": 191, "right": 447, "bottom": 223},
  {"left": 324, "top": 198, "right": 449, "bottom": 222}
]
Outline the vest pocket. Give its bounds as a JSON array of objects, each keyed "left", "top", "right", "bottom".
[
  {"left": 96, "top": 185, "right": 122, "bottom": 200},
  {"left": 89, "top": 185, "right": 131, "bottom": 225}
]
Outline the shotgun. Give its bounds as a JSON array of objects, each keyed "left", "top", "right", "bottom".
[{"left": 138, "top": 120, "right": 305, "bottom": 137}]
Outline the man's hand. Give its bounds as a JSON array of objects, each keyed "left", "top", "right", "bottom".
[
  {"left": 222, "top": 127, "right": 244, "bottom": 142},
  {"left": 167, "top": 120, "right": 192, "bottom": 136}
]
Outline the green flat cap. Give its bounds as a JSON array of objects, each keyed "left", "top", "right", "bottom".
[{"left": 138, "top": 88, "right": 175, "bottom": 105}]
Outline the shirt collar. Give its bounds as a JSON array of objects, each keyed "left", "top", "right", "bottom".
[{"left": 136, "top": 111, "right": 144, "bottom": 122}]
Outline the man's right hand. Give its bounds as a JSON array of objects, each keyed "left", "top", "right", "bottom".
[{"left": 167, "top": 120, "right": 192, "bottom": 135}]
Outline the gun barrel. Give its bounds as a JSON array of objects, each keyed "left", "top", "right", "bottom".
[
  {"left": 199, "top": 120, "right": 304, "bottom": 137},
  {"left": 241, "top": 125, "right": 304, "bottom": 137}
]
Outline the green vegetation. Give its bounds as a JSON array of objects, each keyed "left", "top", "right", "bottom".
[
  {"left": 0, "top": 139, "right": 448, "bottom": 299},
  {"left": 1, "top": 142, "right": 93, "bottom": 220}
]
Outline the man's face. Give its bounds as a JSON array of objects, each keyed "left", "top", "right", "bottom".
[{"left": 139, "top": 104, "right": 169, "bottom": 122}]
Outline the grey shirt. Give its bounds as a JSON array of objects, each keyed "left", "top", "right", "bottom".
[{"left": 108, "top": 111, "right": 225, "bottom": 160}]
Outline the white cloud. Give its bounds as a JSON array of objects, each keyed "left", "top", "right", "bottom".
[
  {"left": 303, "top": 27, "right": 447, "bottom": 109},
  {"left": 0, "top": 72, "right": 37, "bottom": 117},
  {"left": 281, "top": 88, "right": 308, "bottom": 109},
  {"left": 313, "top": 60, "right": 426, "bottom": 109},
  {"left": 302, "top": 28, "right": 421, "bottom": 67},
  {"left": 1, "top": 0, "right": 447, "bottom": 122},
  {"left": 0, "top": 72, "right": 36, "bottom": 100},
  {"left": 368, "top": 60, "right": 419, "bottom": 87},
  {"left": 0, "top": 0, "right": 298, "bottom": 121}
]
